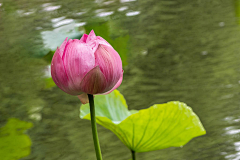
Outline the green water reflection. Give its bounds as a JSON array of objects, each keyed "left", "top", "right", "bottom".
[{"left": 0, "top": 0, "right": 240, "bottom": 159}]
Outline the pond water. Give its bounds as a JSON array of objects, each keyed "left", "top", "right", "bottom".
[{"left": 0, "top": 0, "right": 240, "bottom": 160}]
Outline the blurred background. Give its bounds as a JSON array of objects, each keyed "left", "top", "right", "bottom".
[{"left": 0, "top": 0, "right": 240, "bottom": 159}]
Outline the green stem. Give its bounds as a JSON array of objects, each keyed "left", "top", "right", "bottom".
[
  {"left": 131, "top": 150, "right": 136, "bottom": 160},
  {"left": 88, "top": 94, "right": 103, "bottom": 160}
]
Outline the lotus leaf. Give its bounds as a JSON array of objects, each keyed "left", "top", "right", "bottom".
[{"left": 80, "top": 90, "right": 206, "bottom": 152}]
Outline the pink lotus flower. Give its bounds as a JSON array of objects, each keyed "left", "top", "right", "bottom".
[{"left": 51, "top": 30, "right": 123, "bottom": 104}]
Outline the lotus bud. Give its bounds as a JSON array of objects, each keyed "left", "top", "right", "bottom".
[{"left": 51, "top": 30, "right": 123, "bottom": 104}]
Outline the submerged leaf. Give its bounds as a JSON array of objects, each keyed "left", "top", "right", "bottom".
[
  {"left": 0, "top": 118, "right": 33, "bottom": 160},
  {"left": 80, "top": 90, "right": 206, "bottom": 152}
]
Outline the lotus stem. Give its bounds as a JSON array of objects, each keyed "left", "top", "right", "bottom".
[
  {"left": 88, "top": 94, "right": 103, "bottom": 160},
  {"left": 131, "top": 150, "right": 136, "bottom": 160}
]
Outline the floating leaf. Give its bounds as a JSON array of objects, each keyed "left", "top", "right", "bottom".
[
  {"left": 0, "top": 118, "right": 33, "bottom": 160},
  {"left": 41, "top": 22, "right": 83, "bottom": 51},
  {"left": 80, "top": 90, "right": 206, "bottom": 152}
]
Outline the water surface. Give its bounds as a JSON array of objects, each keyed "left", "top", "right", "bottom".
[{"left": 0, "top": 0, "right": 240, "bottom": 160}]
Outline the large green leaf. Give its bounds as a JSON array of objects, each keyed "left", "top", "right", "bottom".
[
  {"left": 0, "top": 118, "right": 33, "bottom": 160},
  {"left": 80, "top": 90, "right": 206, "bottom": 152}
]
